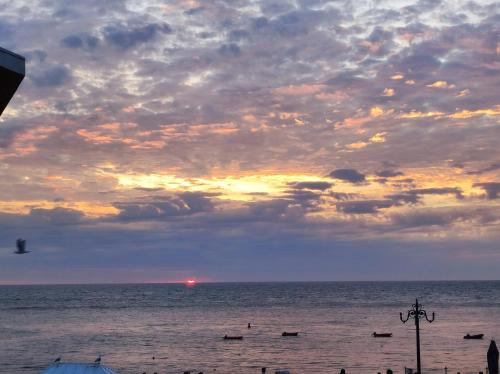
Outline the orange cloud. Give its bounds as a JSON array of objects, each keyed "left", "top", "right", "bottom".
[
  {"left": 448, "top": 106, "right": 500, "bottom": 119},
  {"left": 346, "top": 141, "right": 368, "bottom": 150},
  {"left": 278, "top": 112, "right": 301, "bottom": 120},
  {"left": 16, "top": 126, "right": 58, "bottom": 142},
  {"left": 242, "top": 114, "right": 258, "bottom": 123},
  {"left": 315, "top": 91, "right": 349, "bottom": 102},
  {"left": 274, "top": 84, "right": 325, "bottom": 95},
  {"left": 77, "top": 129, "right": 115, "bottom": 143},
  {"left": 98, "top": 122, "right": 121, "bottom": 130},
  {"left": 398, "top": 106, "right": 500, "bottom": 120},
  {"left": 370, "top": 132, "right": 387, "bottom": 143},
  {"left": 426, "top": 81, "right": 455, "bottom": 89},
  {"left": 382, "top": 88, "right": 395, "bottom": 97},
  {"left": 399, "top": 110, "right": 445, "bottom": 119},
  {"left": 122, "top": 106, "right": 136, "bottom": 113},
  {"left": 131, "top": 140, "right": 166, "bottom": 149},
  {"left": 370, "top": 106, "right": 385, "bottom": 117},
  {"left": 342, "top": 116, "right": 371, "bottom": 127},
  {"left": 346, "top": 132, "right": 387, "bottom": 150}
]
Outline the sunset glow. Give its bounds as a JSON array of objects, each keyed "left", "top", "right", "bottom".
[{"left": 0, "top": 0, "right": 499, "bottom": 283}]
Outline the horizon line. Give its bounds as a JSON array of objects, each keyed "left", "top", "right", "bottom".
[{"left": 1, "top": 279, "right": 500, "bottom": 286}]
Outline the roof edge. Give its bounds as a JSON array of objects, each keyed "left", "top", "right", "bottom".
[
  {"left": 0, "top": 47, "right": 25, "bottom": 76},
  {"left": 0, "top": 46, "right": 25, "bottom": 60}
]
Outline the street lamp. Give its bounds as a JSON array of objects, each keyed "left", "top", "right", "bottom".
[
  {"left": 0, "top": 46, "right": 25, "bottom": 117},
  {"left": 400, "top": 299, "right": 435, "bottom": 374}
]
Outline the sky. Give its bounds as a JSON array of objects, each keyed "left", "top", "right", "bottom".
[{"left": 0, "top": 0, "right": 499, "bottom": 284}]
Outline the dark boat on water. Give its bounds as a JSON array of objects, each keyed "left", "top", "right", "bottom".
[
  {"left": 372, "top": 332, "right": 392, "bottom": 338},
  {"left": 464, "top": 333, "right": 484, "bottom": 340},
  {"left": 282, "top": 332, "right": 299, "bottom": 337},
  {"left": 223, "top": 335, "right": 243, "bottom": 340}
]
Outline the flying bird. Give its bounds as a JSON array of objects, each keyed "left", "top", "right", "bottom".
[{"left": 14, "top": 239, "right": 30, "bottom": 254}]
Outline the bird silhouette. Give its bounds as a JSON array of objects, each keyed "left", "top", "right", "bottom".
[
  {"left": 95, "top": 356, "right": 101, "bottom": 364},
  {"left": 54, "top": 357, "right": 61, "bottom": 363},
  {"left": 14, "top": 238, "right": 30, "bottom": 254}
]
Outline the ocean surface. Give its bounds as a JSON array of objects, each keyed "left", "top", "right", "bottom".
[{"left": 1, "top": 282, "right": 499, "bottom": 374}]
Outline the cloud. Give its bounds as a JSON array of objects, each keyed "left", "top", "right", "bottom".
[
  {"left": 245, "top": 199, "right": 298, "bottom": 221},
  {"left": 103, "top": 22, "right": 172, "bottom": 50},
  {"left": 288, "top": 181, "right": 333, "bottom": 191},
  {"left": 251, "top": 17, "right": 269, "bottom": 30},
  {"left": 385, "top": 188, "right": 464, "bottom": 204},
  {"left": 0, "top": 123, "right": 24, "bottom": 148},
  {"left": 184, "top": 7, "right": 205, "bottom": 16},
  {"left": 27, "top": 207, "right": 85, "bottom": 225},
  {"left": 390, "top": 207, "right": 499, "bottom": 229},
  {"left": 0, "top": 19, "right": 12, "bottom": 37},
  {"left": 0, "top": 207, "right": 85, "bottom": 228},
  {"left": 334, "top": 187, "right": 462, "bottom": 215},
  {"left": 31, "top": 66, "right": 72, "bottom": 87},
  {"left": 474, "top": 182, "right": 500, "bottom": 199},
  {"left": 386, "top": 192, "right": 420, "bottom": 205},
  {"left": 394, "top": 53, "right": 441, "bottom": 78},
  {"left": 61, "top": 34, "right": 99, "bottom": 49},
  {"left": 376, "top": 170, "right": 404, "bottom": 178},
  {"left": 336, "top": 200, "right": 394, "bottom": 214},
  {"left": 426, "top": 80, "right": 454, "bottom": 89},
  {"left": 112, "top": 192, "right": 215, "bottom": 222},
  {"left": 329, "top": 192, "right": 359, "bottom": 201},
  {"left": 467, "top": 162, "right": 500, "bottom": 175},
  {"left": 218, "top": 43, "right": 241, "bottom": 57},
  {"left": 228, "top": 29, "right": 250, "bottom": 42},
  {"left": 410, "top": 187, "right": 464, "bottom": 200},
  {"left": 329, "top": 169, "right": 366, "bottom": 184},
  {"left": 61, "top": 35, "right": 84, "bottom": 48},
  {"left": 1, "top": 0, "right": 500, "bottom": 282}
]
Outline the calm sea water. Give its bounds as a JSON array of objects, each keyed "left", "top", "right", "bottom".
[{"left": 1, "top": 282, "right": 499, "bottom": 374}]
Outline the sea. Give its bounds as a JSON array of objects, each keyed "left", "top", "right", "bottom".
[{"left": 1, "top": 281, "right": 499, "bottom": 374}]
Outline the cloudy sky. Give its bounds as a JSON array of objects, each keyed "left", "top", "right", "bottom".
[{"left": 0, "top": 0, "right": 499, "bottom": 284}]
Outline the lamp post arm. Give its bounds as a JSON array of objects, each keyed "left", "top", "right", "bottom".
[
  {"left": 423, "top": 311, "right": 435, "bottom": 323},
  {"left": 400, "top": 311, "right": 411, "bottom": 323}
]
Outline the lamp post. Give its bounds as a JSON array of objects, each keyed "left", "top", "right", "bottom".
[{"left": 400, "top": 299, "right": 435, "bottom": 374}]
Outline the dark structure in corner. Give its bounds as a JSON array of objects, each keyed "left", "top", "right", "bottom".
[{"left": 0, "top": 46, "right": 25, "bottom": 117}]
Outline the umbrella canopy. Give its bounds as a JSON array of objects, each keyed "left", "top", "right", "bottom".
[
  {"left": 488, "top": 340, "right": 499, "bottom": 374},
  {"left": 40, "top": 363, "right": 120, "bottom": 374}
]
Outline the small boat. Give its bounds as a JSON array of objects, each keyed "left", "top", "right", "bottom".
[
  {"left": 282, "top": 332, "right": 299, "bottom": 337},
  {"left": 373, "top": 332, "right": 392, "bottom": 338},
  {"left": 223, "top": 335, "right": 243, "bottom": 340},
  {"left": 464, "top": 333, "right": 484, "bottom": 340}
]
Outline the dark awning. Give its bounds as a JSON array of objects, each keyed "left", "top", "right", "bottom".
[{"left": 0, "top": 46, "right": 25, "bottom": 117}]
